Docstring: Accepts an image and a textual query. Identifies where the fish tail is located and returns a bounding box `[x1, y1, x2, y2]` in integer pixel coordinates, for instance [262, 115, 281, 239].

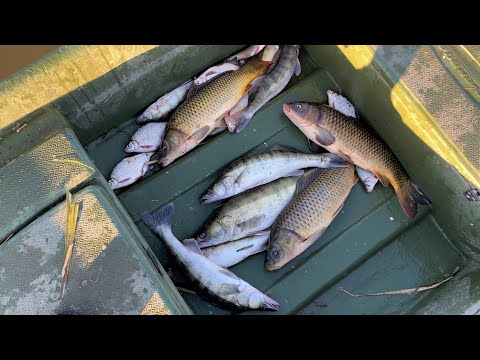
[396, 180, 432, 219]
[140, 203, 175, 235]
[321, 153, 350, 167]
[225, 111, 254, 133]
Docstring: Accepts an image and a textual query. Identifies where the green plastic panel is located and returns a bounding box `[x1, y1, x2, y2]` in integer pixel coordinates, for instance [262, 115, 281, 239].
[0, 185, 190, 315]
[0, 128, 95, 243]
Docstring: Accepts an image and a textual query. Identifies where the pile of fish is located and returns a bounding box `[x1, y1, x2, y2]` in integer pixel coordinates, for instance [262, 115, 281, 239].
[108, 45, 302, 190]
[107, 45, 433, 312]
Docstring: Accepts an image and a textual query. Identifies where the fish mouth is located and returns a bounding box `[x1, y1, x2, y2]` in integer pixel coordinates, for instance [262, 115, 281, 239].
[261, 296, 280, 311]
[265, 262, 282, 271]
[226, 120, 237, 133]
[200, 192, 216, 204]
[158, 158, 172, 167]
[282, 103, 291, 114]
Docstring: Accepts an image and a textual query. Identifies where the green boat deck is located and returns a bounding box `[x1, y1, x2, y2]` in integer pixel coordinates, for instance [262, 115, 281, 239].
[0, 45, 478, 314]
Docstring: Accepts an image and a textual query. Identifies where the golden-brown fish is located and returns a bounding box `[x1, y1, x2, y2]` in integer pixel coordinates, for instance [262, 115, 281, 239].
[283, 102, 431, 219]
[266, 166, 358, 270]
[157, 53, 272, 167]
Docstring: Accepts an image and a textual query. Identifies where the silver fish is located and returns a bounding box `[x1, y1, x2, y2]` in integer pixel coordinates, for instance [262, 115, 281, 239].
[194, 62, 240, 86]
[108, 152, 154, 190]
[326, 90, 378, 193]
[225, 45, 301, 133]
[141, 203, 279, 311]
[137, 80, 193, 123]
[125, 122, 167, 153]
[200, 144, 347, 204]
[201, 233, 269, 268]
[227, 45, 266, 61]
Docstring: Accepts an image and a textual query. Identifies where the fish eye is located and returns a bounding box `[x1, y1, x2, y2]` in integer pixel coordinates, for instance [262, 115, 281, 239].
[199, 233, 206, 239]
[272, 250, 279, 257]
[162, 145, 167, 151]
[296, 104, 302, 109]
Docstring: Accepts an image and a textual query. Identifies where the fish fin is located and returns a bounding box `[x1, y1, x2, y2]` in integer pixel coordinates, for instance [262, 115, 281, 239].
[332, 203, 344, 218]
[249, 229, 271, 236]
[294, 58, 302, 76]
[372, 172, 390, 187]
[219, 283, 241, 295]
[186, 71, 232, 100]
[250, 76, 265, 95]
[219, 268, 241, 281]
[208, 127, 226, 136]
[234, 170, 247, 186]
[303, 227, 327, 246]
[270, 144, 305, 153]
[267, 47, 282, 73]
[189, 126, 211, 143]
[396, 180, 432, 219]
[322, 153, 350, 167]
[236, 214, 267, 232]
[315, 128, 336, 146]
[119, 178, 131, 184]
[308, 140, 324, 154]
[183, 238, 204, 256]
[140, 203, 174, 234]
[294, 168, 325, 196]
[337, 150, 353, 163]
[286, 169, 304, 177]
[229, 93, 249, 116]
[241, 83, 253, 99]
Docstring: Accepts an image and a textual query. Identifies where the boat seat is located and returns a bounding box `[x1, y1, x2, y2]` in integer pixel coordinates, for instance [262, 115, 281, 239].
[0, 185, 190, 315]
[0, 128, 95, 244]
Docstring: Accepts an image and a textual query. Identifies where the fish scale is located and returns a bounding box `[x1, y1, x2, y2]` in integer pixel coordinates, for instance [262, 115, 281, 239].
[168, 59, 269, 135]
[274, 166, 357, 247]
[316, 105, 409, 189]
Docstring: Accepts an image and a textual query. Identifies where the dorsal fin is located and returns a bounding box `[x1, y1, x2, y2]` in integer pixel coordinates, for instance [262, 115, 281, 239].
[270, 144, 306, 153]
[308, 139, 324, 154]
[183, 238, 204, 256]
[186, 71, 233, 100]
[294, 168, 324, 196]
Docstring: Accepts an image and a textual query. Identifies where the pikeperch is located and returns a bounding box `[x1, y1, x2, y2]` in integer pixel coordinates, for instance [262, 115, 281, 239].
[125, 122, 166, 153]
[200, 144, 347, 204]
[197, 176, 299, 248]
[141, 203, 279, 311]
[137, 80, 192, 123]
[225, 45, 301, 133]
[157, 52, 272, 167]
[201, 232, 269, 268]
[326, 90, 378, 192]
[266, 166, 358, 270]
[283, 102, 432, 219]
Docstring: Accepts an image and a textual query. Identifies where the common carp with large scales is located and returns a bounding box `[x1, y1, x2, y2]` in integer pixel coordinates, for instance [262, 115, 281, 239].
[155, 50, 273, 167]
[141, 203, 279, 311]
[283, 102, 432, 219]
[266, 166, 358, 271]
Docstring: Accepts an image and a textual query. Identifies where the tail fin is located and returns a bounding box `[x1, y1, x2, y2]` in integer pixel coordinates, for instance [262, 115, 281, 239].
[140, 203, 175, 235]
[321, 153, 350, 167]
[396, 180, 432, 219]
